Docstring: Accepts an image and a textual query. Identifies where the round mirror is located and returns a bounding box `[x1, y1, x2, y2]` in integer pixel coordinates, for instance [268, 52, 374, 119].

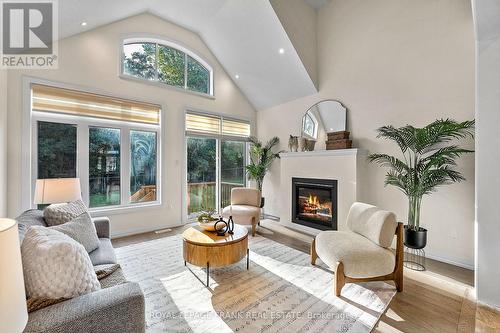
[301, 100, 347, 139]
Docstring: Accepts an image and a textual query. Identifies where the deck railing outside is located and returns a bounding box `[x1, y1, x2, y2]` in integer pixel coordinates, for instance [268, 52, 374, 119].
[187, 181, 244, 215]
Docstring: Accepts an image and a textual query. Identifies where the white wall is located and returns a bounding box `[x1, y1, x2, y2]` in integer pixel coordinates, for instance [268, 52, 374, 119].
[271, 0, 318, 87]
[257, 0, 475, 268]
[0, 70, 7, 217]
[6, 13, 256, 236]
[473, 0, 500, 310]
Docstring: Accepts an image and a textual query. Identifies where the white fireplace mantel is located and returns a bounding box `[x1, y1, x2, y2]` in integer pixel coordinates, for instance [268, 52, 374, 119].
[278, 148, 369, 235]
[279, 148, 368, 159]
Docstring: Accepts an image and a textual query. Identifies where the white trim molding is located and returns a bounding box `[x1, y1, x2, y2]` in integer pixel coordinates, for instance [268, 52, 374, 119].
[280, 148, 368, 159]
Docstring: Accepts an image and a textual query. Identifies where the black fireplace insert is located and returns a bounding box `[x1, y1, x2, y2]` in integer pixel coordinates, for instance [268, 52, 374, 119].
[292, 177, 337, 230]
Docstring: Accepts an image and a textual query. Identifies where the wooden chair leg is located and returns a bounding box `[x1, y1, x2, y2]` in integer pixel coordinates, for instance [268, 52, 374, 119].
[334, 262, 345, 297]
[310, 238, 317, 265]
[251, 217, 256, 237]
[394, 270, 403, 292]
[394, 222, 404, 292]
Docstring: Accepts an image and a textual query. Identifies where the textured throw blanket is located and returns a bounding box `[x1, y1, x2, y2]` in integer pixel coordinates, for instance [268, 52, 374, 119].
[27, 263, 121, 313]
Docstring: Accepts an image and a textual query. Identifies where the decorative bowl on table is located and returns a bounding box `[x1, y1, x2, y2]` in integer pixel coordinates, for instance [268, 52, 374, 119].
[198, 220, 226, 232]
[197, 212, 224, 232]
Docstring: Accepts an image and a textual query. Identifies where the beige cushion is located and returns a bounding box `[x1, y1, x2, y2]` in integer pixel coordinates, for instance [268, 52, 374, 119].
[222, 205, 260, 225]
[346, 202, 397, 248]
[315, 231, 395, 278]
[231, 188, 261, 207]
[43, 199, 88, 226]
[21, 226, 100, 299]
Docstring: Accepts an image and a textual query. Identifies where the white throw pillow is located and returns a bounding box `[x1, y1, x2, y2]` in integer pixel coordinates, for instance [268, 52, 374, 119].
[22, 226, 100, 299]
[50, 212, 100, 253]
[43, 199, 88, 226]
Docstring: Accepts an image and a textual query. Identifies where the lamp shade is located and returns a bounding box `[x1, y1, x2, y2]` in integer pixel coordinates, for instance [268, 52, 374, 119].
[34, 178, 82, 204]
[0, 219, 28, 333]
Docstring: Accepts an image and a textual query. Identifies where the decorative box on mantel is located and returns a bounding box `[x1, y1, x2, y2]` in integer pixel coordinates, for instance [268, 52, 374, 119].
[326, 131, 352, 150]
[278, 148, 369, 236]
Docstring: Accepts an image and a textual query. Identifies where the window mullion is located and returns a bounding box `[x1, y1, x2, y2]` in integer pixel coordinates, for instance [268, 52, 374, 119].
[121, 128, 131, 206]
[79, 124, 90, 207]
[31, 120, 39, 209]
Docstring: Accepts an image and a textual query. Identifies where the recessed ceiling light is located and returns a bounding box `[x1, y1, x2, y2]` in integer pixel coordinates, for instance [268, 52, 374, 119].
[235, 74, 240, 79]
[279, 48, 285, 54]
[81, 22, 87, 27]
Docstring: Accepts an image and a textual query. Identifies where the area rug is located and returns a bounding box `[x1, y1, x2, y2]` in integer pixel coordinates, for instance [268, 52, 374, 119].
[115, 234, 396, 333]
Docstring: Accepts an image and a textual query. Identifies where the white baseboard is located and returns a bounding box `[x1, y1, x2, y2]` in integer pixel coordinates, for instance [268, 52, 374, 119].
[110, 222, 184, 239]
[478, 300, 500, 312]
[414, 251, 474, 270]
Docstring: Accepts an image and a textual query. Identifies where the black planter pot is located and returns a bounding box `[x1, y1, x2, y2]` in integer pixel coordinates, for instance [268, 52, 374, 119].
[404, 225, 427, 249]
[260, 197, 265, 208]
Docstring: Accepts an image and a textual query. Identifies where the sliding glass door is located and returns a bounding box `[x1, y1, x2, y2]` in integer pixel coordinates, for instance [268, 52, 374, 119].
[186, 137, 246, 219]
[185, 112, 250, 220]
[187, 137, 217, 217]
[220, 140, 246, 208]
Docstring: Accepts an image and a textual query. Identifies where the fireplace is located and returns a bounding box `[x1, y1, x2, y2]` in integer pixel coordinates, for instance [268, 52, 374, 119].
[292, 177, 337, 230]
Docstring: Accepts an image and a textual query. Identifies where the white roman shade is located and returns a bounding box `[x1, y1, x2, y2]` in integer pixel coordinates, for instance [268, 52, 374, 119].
[185, 113, 221, 135]
[185, 112, 250, 137]
[32, 84, 161, 125]
[222, 118, 251, 137]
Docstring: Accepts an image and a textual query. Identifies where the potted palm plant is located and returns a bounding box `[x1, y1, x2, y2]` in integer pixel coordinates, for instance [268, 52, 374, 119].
[246, 136, 283, 208]
[369, 119, 474, 249]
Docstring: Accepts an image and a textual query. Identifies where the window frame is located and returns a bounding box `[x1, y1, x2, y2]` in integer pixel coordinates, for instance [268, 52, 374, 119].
[23, 78, 162, 214]
[302, 112, 319, 140]
[183, 110, 252, 222]
[120, 37, 214, 97]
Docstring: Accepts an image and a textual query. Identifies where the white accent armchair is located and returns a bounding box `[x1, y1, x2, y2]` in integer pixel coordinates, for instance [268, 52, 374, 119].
[311, 202, 403, 296]
[222, 188, 261, 236]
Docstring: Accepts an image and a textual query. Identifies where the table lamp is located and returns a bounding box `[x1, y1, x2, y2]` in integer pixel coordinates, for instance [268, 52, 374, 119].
[34, 178, 82, 204]
[0, 218, 28, 333]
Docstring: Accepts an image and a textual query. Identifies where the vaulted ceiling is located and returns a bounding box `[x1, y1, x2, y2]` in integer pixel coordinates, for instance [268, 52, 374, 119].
[473, 0, 500, 41]
[58, 0, 319, 110]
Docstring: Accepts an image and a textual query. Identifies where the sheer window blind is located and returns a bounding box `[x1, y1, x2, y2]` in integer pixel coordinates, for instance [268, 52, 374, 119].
[222, 118, 251, 137]
[32, 84, 161, 125]
[185, 112, 250, 137]
[185, 113, 221, 135]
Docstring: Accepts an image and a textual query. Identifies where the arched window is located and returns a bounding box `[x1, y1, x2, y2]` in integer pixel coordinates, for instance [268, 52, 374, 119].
[121, 38, 213, 95]
[302, 112, 318, 139]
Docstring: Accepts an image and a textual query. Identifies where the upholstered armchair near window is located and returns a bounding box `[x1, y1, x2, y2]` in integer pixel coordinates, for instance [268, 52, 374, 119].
[311, 202, 403, 296]
[222, 188, 261, 236]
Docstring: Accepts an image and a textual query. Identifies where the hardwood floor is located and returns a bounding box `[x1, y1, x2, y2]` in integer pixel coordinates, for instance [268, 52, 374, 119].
[112, 220, 500, 333]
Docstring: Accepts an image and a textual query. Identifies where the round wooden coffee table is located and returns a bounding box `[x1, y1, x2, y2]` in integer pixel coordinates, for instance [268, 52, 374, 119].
[182, 224, 249, 287]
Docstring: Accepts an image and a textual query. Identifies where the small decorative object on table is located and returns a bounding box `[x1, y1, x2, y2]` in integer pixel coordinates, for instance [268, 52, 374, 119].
[197, 211, 223, 232]
[213, 216, 229, 236]
[197, 211, 217, 224]
[227, 205, 235, 235]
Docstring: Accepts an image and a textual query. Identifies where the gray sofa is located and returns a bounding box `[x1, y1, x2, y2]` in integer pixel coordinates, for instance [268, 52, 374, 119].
[16, 210, 145, 333]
